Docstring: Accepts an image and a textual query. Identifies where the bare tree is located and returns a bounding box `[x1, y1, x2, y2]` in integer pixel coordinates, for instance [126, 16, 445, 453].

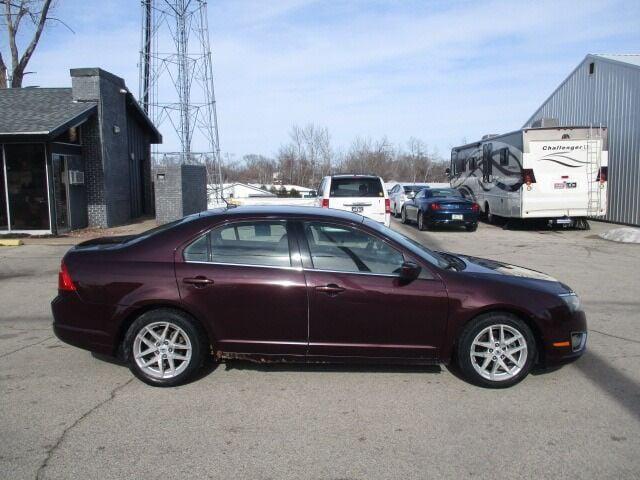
[1, 0, 59, 88]
[276, 124, 333, 187]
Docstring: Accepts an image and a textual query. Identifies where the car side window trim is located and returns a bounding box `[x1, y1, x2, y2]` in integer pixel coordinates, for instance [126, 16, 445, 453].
[182, 260, 303, 272]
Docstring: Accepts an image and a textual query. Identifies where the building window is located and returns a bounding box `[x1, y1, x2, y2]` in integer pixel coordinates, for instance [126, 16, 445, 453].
[589, 62, 595, 75]
[500, 149, 509, 166]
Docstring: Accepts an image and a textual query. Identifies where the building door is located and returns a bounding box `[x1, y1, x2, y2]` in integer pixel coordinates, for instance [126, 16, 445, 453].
[4, 144, 50, 231]
[0, 146, 7, 231]
[52, 154, 71, 233]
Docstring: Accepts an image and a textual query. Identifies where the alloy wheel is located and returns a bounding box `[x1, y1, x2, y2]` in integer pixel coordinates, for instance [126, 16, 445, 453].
[470, 324, 527, 381]
[133, 321, 193, 379]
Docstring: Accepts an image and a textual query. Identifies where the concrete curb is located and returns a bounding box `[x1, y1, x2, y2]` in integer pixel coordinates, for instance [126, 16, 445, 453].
[0, 239, 23, 246]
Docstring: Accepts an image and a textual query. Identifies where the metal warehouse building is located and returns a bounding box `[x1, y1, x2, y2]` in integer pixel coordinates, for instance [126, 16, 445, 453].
[524, 54, 640, 226]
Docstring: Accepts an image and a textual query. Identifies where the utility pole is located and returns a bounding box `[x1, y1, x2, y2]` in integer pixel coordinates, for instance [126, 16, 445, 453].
[138, 0, 223, 200]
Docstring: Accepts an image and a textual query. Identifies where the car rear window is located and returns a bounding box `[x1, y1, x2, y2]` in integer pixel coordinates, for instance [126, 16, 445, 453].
[403, 186, 423, 193]
[330, 178, 384, 198]
[429, 189, 461, 198]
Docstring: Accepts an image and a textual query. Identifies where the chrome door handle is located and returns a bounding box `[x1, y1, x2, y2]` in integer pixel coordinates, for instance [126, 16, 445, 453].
[183, 276, 214, 288]
[315, 284, 345, 295]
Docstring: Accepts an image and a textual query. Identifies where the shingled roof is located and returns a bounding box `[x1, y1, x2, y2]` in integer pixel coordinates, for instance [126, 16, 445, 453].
[0, 88, 97, 137]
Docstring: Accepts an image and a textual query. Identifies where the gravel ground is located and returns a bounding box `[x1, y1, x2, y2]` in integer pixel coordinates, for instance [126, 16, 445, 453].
[0, 218, 638, 480]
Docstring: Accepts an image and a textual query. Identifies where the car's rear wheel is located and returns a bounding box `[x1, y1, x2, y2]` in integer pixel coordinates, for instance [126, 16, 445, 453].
[457, 313, 536, 388]
[466, 223, 478, 232]
[417, 211, 428, 231]
[401, 206, 409, 224]
[124, 308, 207, 387]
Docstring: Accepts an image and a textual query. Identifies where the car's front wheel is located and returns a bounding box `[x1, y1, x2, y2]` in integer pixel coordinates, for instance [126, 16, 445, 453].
[457, 313, 536, 388]
[401, 206, 409, 224]
[124, 308, 207, 387]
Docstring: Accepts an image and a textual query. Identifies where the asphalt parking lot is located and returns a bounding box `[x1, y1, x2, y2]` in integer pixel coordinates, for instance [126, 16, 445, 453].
[1, 219, 639, 479]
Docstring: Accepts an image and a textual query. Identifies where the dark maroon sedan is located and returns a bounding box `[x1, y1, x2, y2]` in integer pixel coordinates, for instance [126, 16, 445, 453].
[52, 206, 586, 388]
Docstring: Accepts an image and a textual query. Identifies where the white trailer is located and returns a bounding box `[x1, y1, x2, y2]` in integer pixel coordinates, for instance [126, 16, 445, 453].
[449, 126, 608, 227]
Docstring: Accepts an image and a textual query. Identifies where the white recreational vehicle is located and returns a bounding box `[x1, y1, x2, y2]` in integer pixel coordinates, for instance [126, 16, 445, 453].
[449, 126, 608, 227]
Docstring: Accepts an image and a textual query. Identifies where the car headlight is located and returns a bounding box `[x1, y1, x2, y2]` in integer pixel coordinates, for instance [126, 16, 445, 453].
[559, 292, 581, 312]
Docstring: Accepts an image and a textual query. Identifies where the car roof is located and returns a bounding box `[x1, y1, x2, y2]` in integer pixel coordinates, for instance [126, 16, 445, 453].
[193, 205, 367, 223]
[329, 174, 381, 179]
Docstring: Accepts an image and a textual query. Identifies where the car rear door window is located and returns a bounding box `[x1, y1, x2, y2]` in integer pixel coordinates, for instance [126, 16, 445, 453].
[303, 222, 404, 275]
[329, 178, 384, 198]
[184, 221, 291, 267]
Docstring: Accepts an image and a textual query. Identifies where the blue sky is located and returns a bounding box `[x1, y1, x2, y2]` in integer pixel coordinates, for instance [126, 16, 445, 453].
[10, 0, 640, 161]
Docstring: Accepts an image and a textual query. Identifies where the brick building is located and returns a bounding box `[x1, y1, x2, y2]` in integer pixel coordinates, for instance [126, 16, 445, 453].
[0, 68, 161, 234]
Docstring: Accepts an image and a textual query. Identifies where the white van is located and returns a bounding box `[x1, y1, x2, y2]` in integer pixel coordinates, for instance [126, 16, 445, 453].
[316, 175, 391, 227]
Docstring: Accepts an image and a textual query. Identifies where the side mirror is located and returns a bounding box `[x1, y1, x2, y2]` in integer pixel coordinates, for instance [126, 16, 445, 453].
[399, 261, 421, 283]
[445, 167, 451, 174]
[406, 191, 415, 199]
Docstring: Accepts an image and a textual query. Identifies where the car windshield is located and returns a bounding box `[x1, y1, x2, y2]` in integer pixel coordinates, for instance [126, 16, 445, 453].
[403, 185, 425, 193]
[363, 218, 450, 269]
[330, 178, 384, 197]
[428, 188, 461, 198]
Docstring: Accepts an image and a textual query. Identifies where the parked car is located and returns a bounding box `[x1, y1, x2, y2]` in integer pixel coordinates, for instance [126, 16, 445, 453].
[388, 183, 429, 217]
[402, 187, 480, 231]
[52, 206, 586, 388]
[316, 174, 390, 227]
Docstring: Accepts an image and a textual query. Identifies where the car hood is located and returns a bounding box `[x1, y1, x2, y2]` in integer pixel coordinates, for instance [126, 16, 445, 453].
[448, 253, 572, 295]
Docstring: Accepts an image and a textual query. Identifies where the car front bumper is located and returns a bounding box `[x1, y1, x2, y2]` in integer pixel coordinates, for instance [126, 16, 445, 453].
[540, 309, 588, 366]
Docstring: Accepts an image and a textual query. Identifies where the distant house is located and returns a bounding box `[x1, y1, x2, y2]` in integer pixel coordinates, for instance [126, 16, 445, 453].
[0, 68, 161, 234]
[213, 183, 276, 200]
[253, 184, 317, 198]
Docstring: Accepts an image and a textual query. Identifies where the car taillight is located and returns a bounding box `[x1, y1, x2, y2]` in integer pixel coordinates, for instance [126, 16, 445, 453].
[597, 166, 608, 183]
[321, 198, 329, 208]
[430, 203, 442, 210]
[385, 198, 391, 214]
[471, 203, 480, 212]
[522, 168, 537, 186]
[58, 261, 76, 292]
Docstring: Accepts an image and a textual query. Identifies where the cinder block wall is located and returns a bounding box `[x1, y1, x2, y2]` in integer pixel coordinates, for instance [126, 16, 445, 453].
[181, 164, 207, 216]
[153, 164, 207, 224]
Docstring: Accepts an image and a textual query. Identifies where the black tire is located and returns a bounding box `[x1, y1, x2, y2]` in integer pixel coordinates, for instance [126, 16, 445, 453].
[456, 312, 536, 389]
[401, 206, 409, 224]
[484, 203, 494, 224]
[417, 211, 428, 231]
[124, 308, 208, 387]
[465, 223, 478, 232]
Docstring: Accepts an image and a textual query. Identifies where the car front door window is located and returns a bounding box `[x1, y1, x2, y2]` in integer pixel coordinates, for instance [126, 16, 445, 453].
[303, 222, 404, 275]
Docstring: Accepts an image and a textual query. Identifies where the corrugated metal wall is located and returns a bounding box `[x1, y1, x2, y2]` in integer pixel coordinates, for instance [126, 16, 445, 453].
[524, 56, 640, 226]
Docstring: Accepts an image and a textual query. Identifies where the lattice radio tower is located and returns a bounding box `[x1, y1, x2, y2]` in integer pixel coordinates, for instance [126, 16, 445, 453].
[139, 0, 223, 200]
